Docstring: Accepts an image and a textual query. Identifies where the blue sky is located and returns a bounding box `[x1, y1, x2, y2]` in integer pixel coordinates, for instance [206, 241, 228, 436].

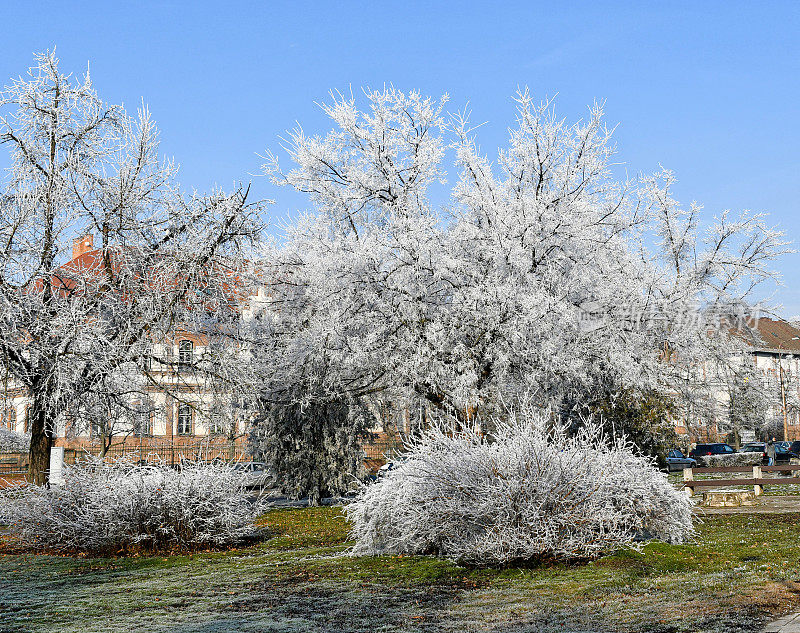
[3, 1, 799, 314]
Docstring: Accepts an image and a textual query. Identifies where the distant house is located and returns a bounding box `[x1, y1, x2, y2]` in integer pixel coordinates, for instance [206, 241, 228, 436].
[0, 235, 257, 461]
[674, 317, 800, 445]
[747, 317, 800, 439]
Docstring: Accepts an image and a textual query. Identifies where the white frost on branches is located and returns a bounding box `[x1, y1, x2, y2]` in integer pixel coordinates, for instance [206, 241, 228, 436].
[0, 427, 29, 452]
[0, 51, 265, 483]
[0, 458, 265, 553]
[346, 408, 694, 566]
[252, 87, 788, 430]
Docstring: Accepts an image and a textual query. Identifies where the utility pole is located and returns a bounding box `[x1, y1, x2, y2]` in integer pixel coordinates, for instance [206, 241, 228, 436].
[780, 362, 788, 442]
[777, 336, 799, 443]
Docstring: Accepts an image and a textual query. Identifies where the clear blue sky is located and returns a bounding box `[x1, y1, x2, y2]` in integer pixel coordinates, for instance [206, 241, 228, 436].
[3, 1, 799, 314]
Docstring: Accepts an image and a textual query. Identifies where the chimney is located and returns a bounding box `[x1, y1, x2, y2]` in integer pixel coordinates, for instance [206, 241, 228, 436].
[72, 234, 94, 260]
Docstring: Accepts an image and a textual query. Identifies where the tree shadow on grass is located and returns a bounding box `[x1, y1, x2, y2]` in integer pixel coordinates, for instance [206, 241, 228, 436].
[212, 575, 475, 632]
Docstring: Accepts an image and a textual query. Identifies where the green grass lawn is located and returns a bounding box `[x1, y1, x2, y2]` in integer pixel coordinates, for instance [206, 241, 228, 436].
[2, 508, 800, 633]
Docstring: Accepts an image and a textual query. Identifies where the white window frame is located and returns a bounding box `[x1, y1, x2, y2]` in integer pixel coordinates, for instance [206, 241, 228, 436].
[134, 407, 154, 437]
[178, 340, 193, 372]
[177, 403, 193, 435]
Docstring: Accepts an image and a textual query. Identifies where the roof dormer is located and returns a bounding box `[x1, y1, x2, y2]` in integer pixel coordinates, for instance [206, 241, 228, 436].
[72, 234, 94, 261]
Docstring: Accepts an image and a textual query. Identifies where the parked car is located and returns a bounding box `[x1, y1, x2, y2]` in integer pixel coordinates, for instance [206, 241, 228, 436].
[738, 442, 799, 465]
[775, 445, 800, 464]
[666, 449, 696, 472]
[232, 461, 276, 488]
[377, 459, 404, 477]
[689, 443, 736, 458]
[739, 442, 766, 454]
[739, 442, 767, 462]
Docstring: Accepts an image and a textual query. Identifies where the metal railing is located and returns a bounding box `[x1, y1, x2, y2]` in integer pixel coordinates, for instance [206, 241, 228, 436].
[363, 435, 406, 462]
[63, 441, 250, 467]
[1, 434, 404, 478]
[0, 452, 28, 475]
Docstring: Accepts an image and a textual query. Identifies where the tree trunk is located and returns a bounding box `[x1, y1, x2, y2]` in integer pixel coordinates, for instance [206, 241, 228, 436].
[308, 429, 323, 507]
[309, 484, 322, 507]
[27, 399, 53, 486]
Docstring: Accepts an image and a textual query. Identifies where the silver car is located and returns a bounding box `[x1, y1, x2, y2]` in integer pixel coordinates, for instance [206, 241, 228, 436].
[666, 449, 696, 472]
[232, 461, 277, 488]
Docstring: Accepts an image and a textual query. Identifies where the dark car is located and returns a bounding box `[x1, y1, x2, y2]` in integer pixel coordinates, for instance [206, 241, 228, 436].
[774, 445, 800, 464]
[666, 449, 696, 472]
[739, 442, 766, 454]
[689, 443, 736, 459]
[740, 442, 799, 465]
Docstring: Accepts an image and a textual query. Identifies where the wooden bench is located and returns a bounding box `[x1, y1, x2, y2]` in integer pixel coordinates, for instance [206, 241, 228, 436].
[683, 464, 800, 497]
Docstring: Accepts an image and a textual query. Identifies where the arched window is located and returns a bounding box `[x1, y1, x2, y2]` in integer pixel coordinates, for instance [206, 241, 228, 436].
[177, 403, 193, 435]
[178, 340, 193, 372]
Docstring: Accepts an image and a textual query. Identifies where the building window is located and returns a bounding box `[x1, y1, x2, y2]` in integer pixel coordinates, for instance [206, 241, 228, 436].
[209, 410, 226, 436]
[140, 345, 152, 372]
[178, 340, 193, 372]
[177, 404, 193, 435]
[23, 406, 30, 434]
[90, 419, 103, 439]
[134, 408, 154, 437]
[2, 408, 15, 431]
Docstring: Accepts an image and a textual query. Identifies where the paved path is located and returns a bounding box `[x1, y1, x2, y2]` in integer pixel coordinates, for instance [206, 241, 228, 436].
[764, 613, 800, 632]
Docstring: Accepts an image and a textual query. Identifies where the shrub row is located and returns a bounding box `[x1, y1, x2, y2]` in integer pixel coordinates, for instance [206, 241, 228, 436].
[0, 458, 264, 554]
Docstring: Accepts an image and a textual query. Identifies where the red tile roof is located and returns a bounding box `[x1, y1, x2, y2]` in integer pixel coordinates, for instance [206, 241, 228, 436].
[746, 317, 800, 353]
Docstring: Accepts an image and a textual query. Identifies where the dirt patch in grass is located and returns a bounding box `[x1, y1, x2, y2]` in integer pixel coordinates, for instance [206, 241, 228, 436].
[735, 580, 800, 613]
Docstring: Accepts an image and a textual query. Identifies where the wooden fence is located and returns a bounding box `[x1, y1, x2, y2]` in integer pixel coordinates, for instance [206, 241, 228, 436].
[683, 464, 800, 497]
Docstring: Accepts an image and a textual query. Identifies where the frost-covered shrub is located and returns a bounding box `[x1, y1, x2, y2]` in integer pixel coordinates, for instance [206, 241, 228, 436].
[346, 411, 694, 566]
[0, 458, 265, 554]
[0, 427, 29, 452]
[695, 452, 761, 468]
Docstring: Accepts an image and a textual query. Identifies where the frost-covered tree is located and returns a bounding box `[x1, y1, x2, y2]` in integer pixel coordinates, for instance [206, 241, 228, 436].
[576, 388, 678, 468]
[723, 356, 770, 446]
[68, 370, 150, 456]
[0, 52, 263, 483]
[251, 88, 786, 453]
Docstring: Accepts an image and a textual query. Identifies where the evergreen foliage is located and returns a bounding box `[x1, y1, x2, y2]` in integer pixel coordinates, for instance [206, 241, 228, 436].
[251, 392, 373, 505]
